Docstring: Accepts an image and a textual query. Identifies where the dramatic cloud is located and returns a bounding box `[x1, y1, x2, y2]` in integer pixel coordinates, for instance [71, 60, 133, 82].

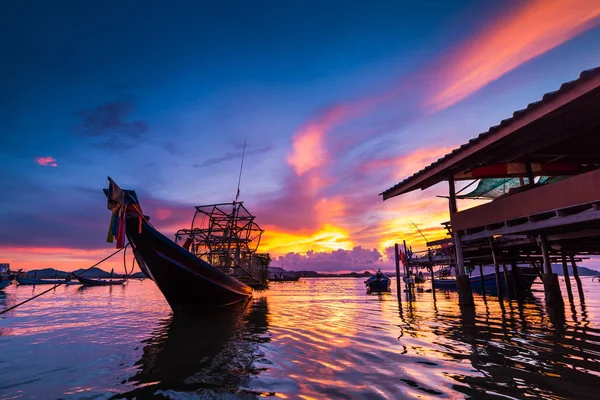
[275, 246, 386, 272]
[75, 99, 149, 148]
[427, 0, 600, 110]
[35, 156, 57, 167]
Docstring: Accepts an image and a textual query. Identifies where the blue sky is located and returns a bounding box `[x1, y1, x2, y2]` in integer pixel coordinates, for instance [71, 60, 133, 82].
[1, 0, 600, 271]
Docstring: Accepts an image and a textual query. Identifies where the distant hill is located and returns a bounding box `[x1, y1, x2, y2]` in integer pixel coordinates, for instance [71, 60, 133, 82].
[24, 267, 132, 279]
[22, 268, 70, 278]
[72, 267, 125, 278]
[551, 264, 599, 276]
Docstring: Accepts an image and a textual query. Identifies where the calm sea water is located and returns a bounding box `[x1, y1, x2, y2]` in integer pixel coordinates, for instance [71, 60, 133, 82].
[1, 277, 600, 399]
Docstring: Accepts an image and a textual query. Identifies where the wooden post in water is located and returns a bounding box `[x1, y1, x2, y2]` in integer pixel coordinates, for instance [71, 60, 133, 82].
[539, 235, 564, 311]
[449, 178, 472, 305]
[561, 253, 574, 305]
[510, 260, 520, 293]
[478, 264, 485, 294]
[394, 243, 402, 305]
[502, 264, 511, 296]
[428, 249, 435, 296]
[569, 254, 585, 303]
[403, 240, 411, 291]
[489, 240, 503, 297]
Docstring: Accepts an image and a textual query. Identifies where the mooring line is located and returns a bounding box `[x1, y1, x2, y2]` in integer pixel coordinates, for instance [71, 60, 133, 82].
[0, 246, 126, 316]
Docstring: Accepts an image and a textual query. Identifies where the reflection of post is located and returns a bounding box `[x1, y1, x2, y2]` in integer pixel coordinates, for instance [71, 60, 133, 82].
[569, 254, 585, 303]
[394, 243, 402, 306]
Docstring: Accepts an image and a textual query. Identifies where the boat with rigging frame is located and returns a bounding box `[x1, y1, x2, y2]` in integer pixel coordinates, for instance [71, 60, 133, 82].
[104, 178, 269, 311]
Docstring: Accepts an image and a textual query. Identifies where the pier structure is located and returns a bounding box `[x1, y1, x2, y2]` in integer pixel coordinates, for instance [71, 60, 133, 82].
[380, 67, 600, 311]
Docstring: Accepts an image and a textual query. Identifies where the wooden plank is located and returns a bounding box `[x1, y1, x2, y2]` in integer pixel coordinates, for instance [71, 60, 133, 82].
[459, 208, 600, 242]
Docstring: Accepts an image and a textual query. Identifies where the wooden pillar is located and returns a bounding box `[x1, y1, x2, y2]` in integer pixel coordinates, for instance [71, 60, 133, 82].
[490, 240, 503, 297]
[394, 243, 402, 305]
[403, 240, 411, 289]
[539, 235, 552, 274]
[449, 177, 472, 305]
[539, 235, 564, 313]
[569, 254, 585, 303]
[561, 253, 574, 304]
[449, 178, 466, 277]
[428, 249, 435, 296]
[502, 264, 511, 296]
[478, 264, 486, 294]
[510, 260, 522, 294]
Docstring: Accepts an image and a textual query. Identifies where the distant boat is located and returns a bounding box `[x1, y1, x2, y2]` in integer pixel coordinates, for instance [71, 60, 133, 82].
[74, 275, 126, 286]
[433, 266, 538, 292]
[102, 178, 268, 311]
[17, 276, 69, 285]
[269, 275, 300, 282]
[365, 270, 391, 293]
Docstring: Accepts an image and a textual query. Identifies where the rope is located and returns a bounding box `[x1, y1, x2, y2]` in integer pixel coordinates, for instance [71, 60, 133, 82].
[0, 246, 126, 316]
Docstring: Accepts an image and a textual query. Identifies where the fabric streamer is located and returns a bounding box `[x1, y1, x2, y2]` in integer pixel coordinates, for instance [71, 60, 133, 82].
[107, 213, 115, 243]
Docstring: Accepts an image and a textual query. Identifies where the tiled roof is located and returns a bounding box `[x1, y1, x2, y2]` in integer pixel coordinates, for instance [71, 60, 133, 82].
[380, 66, 600, 198]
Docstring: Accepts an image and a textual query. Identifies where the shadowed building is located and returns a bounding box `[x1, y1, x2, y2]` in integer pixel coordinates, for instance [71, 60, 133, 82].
[381, 66, 600, 311]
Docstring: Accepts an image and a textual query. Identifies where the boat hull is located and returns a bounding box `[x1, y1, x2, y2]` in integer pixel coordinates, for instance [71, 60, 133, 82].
[126, 219, 253, 311]
[365, 277, 391, 293]
[0, 275, 14, 290]
[434, 267, 538, 293]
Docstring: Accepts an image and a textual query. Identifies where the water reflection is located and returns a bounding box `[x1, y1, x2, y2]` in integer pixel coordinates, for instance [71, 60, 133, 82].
[1, 278, 600, 399]
[119, 297, 270, 398]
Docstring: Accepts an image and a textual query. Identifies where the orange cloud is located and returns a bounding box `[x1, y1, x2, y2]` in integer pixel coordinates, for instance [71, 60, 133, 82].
[260, 224, 353, 256]
[36, 156, 58, 167]
[428, 0, 600, 110]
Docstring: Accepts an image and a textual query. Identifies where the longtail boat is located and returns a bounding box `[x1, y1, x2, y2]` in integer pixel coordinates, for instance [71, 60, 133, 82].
[17, 276, 69, 285]
[74, 275, 126, 286]
[365, 270, 391, 293]
[104, 177, 268, 311]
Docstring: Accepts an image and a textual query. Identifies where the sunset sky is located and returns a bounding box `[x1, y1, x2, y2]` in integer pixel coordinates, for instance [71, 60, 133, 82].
[2, 0, 600, 273]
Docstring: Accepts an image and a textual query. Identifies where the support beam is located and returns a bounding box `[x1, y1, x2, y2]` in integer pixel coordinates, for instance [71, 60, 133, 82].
[502, 264, 512, 296]
[570, 254, 585, 303]
[510, 260, 520, 293]
[539, 235, 552, 274]
[478, 265, 486, 295]
[490, 240, 503, 297]
[539, 235, 564, 316]
[561, 252, 575, 305]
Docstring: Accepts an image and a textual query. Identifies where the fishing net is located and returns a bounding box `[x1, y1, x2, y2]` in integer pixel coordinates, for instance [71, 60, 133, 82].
[457, 176, 560, 199]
